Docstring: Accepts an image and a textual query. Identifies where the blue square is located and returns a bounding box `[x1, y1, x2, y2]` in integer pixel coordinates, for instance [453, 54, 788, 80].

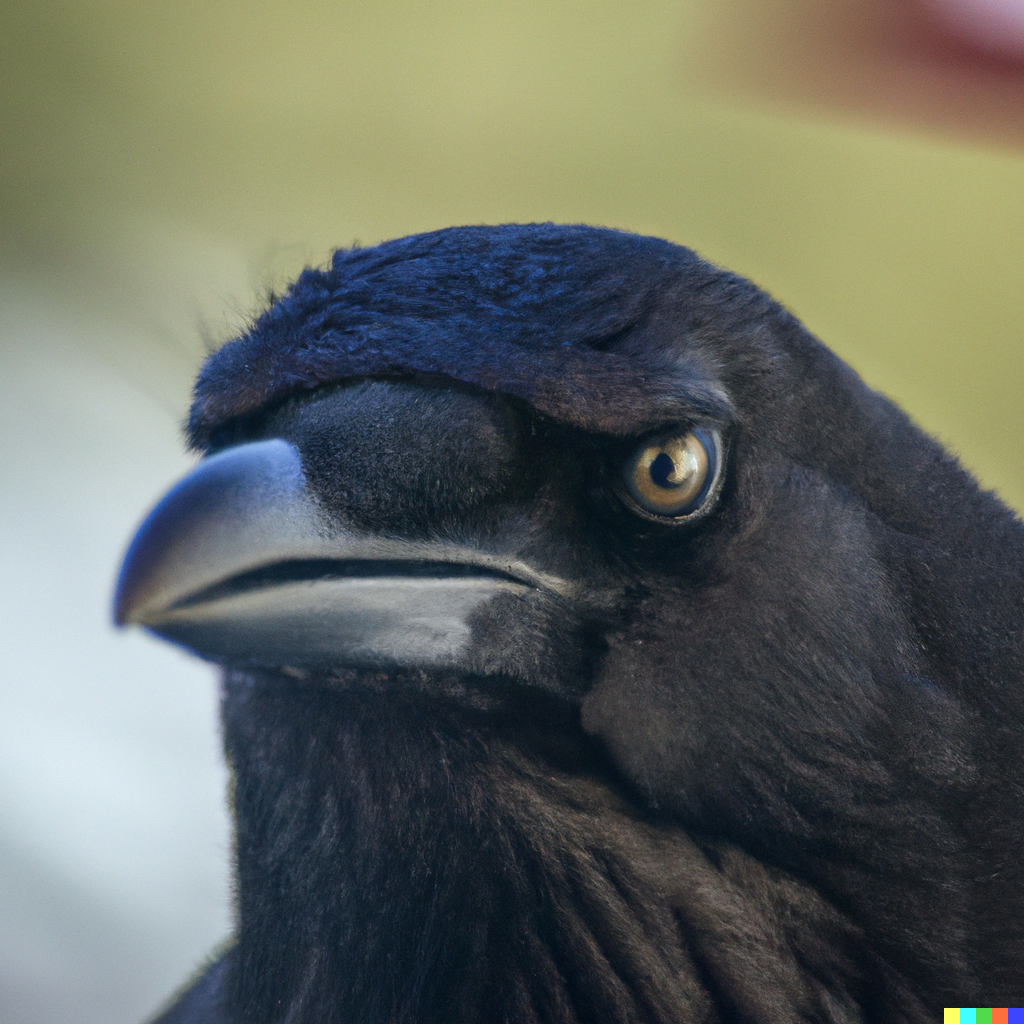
[1007, 1009, 1024, 1023]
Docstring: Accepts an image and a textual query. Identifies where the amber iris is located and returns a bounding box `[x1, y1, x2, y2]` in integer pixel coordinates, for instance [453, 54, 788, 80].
[624, 430, 711, 517]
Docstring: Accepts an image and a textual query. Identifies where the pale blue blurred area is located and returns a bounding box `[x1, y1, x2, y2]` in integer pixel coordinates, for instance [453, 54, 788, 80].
[0, 267, 235, 1022]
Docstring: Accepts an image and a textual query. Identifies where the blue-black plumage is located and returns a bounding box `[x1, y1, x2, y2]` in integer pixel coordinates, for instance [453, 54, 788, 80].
[119, 224, 1024, 1022]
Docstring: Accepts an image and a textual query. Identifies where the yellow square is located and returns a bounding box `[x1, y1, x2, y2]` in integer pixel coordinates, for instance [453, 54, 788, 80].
[944, 1011, 960, 1024]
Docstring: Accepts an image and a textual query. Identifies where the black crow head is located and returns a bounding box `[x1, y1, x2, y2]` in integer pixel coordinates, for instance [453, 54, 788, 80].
[116, 224, 1024, 1023]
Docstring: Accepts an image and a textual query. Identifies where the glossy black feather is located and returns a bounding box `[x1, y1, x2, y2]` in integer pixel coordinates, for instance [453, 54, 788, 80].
[147, 224, 1024, 1022]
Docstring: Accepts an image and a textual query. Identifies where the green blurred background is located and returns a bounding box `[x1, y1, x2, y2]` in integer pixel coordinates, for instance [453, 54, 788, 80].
[1, 1, 1022, 1021]
[4, 0, 1024, 497]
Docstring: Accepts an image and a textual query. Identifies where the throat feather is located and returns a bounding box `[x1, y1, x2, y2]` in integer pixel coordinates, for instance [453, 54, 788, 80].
[219, 673, 882, 1024]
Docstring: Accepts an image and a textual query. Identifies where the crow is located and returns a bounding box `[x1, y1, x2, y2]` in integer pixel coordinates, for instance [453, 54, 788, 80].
[115, 223, 1024, 1023]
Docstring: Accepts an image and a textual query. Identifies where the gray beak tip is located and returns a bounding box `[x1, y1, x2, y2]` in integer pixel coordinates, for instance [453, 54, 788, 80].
[112, 437, 311, 634]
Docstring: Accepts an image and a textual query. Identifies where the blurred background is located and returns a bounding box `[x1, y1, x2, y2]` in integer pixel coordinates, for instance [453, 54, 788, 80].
[1, 1, 1023, 1021]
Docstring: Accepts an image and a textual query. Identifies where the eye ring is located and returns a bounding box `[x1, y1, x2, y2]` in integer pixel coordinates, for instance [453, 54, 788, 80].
[619, 427, 724, 522]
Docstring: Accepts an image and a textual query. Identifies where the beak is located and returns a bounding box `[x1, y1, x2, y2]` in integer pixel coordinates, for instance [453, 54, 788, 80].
[114, 438, 536, 672]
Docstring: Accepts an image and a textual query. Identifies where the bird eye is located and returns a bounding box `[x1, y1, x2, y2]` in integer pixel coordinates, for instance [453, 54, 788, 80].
[621, 427, 722, 521]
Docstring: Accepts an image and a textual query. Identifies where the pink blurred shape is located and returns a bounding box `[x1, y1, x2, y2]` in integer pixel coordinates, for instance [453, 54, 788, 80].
[926, 0, 1024, 57]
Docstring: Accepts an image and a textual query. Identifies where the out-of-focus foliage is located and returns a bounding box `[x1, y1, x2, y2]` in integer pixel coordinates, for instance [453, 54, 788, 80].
[2, 0, 1023, 503]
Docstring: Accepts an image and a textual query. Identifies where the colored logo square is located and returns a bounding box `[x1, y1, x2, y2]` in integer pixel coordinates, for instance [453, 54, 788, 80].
[946, 1012, 1024, 1023]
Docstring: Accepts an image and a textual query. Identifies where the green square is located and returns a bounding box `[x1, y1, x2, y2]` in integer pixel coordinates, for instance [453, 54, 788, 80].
[977, 1010, 993, 1024]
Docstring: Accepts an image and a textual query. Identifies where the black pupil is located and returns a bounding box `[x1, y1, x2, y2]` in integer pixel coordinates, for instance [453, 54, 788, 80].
[649, 451, 677, 489]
